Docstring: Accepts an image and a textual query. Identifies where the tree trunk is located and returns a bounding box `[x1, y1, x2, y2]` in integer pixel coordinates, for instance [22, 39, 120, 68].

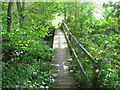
[16, 0, 25, 28]
[21, 2, 25, 23]
[7, 2, 13, 33]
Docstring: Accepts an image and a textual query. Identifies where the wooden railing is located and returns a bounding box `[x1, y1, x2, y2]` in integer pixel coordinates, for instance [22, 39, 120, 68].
[62, 21, 99, 88]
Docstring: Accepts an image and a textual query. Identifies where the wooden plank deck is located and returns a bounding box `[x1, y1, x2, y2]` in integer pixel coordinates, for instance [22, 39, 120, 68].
[51, 29, 78, 89]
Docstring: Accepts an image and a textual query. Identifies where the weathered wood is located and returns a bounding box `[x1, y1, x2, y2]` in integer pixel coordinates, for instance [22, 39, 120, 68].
[63, 21, 99, 87]
[63, 25, 92, 87]
[63, 22, 96, 64]
[51, 29, 77, 88]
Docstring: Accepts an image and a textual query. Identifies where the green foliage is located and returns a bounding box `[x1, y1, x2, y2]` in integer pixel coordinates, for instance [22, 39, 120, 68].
[2, 60, 54, 88]
[2, 25, 53, 62]
[2, 2, 57, 88]
[2, 1, 119, 89]
[59, 1, 119, 88]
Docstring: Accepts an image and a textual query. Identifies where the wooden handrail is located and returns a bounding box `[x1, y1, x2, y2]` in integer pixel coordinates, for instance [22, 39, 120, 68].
[62, 21, 99, 87]
[63, 25, 93, 87]
[63, 21, 96, 64]
[62, 21, 120, 88]
[63, 21, 120, 66]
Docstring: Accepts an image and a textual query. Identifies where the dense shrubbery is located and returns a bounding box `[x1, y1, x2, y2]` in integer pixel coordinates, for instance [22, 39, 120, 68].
[62, 1, 119, 88]
[2, 26, 54, 88]
[2, 2, 57, 88]
[2, 60, 54, 88]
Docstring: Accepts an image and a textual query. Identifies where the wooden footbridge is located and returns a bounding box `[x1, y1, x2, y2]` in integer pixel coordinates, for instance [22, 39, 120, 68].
[51, 21, 99, 89]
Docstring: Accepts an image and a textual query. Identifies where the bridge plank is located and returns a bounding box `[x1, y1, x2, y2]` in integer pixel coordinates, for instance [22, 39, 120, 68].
[51, 29, 78, 89]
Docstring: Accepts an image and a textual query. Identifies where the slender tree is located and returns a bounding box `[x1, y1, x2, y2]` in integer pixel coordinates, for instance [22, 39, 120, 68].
[7, 2, 13, 32]
[16, 0, 25, 28]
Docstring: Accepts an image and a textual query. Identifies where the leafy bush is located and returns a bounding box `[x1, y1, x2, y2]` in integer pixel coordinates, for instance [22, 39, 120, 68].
[63, 1, 119, 88]
[2, 59, 54, 88]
